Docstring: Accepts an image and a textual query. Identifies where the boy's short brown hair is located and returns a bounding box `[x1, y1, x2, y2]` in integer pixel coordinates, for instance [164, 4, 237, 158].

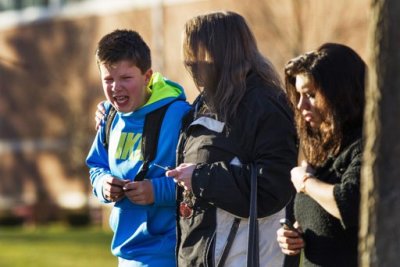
[96, 29, 151, 73]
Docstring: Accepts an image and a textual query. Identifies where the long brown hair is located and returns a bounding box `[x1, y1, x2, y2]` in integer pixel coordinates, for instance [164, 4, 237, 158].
[182, 11, 281, 122]
[285, 43, 366, 167]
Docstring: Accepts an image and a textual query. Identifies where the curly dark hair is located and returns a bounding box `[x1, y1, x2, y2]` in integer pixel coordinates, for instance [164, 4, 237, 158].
[284, 43, 366, 167]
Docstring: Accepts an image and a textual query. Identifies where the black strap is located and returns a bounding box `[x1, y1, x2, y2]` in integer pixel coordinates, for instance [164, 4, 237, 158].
[217, 217, 241, 267]
[102, 100, 178, 181]
[134, 102, 174, 181]
[216, 164, 259, 267]
[102, 106, 118, 150]
[247, 163, 259, 267]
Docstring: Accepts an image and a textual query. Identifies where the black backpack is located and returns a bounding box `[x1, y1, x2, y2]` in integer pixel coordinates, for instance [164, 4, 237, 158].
[102, 101, 178, 181]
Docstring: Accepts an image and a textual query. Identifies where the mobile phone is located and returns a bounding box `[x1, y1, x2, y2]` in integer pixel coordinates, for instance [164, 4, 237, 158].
[279, 218, 296, 231]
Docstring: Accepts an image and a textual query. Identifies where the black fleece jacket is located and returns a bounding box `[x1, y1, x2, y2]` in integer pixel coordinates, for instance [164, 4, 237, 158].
[295, 133, 363, 267]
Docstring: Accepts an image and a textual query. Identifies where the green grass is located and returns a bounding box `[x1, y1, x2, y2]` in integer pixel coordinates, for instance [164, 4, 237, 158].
[0, 225, 116, 267]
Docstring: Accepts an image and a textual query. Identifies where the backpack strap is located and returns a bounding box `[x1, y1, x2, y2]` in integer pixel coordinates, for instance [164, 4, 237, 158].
[134, 100, 178, 181]
[102, 105, 117, 150]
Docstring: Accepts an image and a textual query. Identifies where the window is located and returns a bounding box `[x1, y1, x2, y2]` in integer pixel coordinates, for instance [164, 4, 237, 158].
[0, 0, 86, 12]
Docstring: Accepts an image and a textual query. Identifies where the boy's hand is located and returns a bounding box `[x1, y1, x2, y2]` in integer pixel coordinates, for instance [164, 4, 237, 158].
[123, 180, 154, 205]
[95, 101, 106, 130]
[102, 176, 129, 202]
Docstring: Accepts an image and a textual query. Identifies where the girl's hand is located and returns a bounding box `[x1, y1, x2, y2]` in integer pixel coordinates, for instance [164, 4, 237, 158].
[276, 221, 305, 255]
[166, 163, 196, 191]
[95, 101, 106, 130]
[291, 160, 315, 192]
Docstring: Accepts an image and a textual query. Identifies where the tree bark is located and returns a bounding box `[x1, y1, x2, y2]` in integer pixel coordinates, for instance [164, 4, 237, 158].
[360, 0, 400, 266]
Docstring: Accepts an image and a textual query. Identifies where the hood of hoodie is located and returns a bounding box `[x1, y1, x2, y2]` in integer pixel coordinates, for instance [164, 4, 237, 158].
[126, 72, 186, 117]
[145, 72, 186, 106]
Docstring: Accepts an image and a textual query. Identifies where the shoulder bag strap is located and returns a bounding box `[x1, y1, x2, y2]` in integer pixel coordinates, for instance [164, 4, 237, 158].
[217, 163, 259, 267]
[216, 217, 241, 267]
[247, 163, 260, 267]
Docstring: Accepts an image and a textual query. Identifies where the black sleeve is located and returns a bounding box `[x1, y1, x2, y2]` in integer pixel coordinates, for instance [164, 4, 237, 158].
[191, 97, 298, 218]
[333, 141, 362, 228]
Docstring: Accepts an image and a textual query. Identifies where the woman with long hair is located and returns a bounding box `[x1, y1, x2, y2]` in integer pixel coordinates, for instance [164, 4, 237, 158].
[276, 43, 366, 267]
[166, 11, 298, 267]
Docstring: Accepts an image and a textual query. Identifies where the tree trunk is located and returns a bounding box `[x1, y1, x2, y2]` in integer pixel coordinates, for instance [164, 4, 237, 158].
[360, 0, 400, 266]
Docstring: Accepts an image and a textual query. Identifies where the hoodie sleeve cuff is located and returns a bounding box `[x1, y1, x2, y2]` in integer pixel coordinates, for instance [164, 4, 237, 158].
[93, 174, 111, 203]
[151, 176, 176, 206]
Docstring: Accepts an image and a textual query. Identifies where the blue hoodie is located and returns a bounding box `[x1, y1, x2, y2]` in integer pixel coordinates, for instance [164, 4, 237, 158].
[86, 72, 191, 266]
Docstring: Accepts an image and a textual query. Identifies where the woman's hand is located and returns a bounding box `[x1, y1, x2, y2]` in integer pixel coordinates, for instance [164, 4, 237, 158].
[166, 163, 196, 191]
[95, 101, 106, 130]
[276, 221, 304, 255]
[291, 160, 315, 193]
[291, 161, 342, 219]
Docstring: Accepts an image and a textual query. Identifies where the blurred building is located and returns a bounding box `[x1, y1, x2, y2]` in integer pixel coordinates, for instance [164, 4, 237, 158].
[0, 0, 369, 225]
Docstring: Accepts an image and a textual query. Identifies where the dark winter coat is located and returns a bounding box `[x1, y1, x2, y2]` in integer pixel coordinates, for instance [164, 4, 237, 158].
[175, 72, 298, 267]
